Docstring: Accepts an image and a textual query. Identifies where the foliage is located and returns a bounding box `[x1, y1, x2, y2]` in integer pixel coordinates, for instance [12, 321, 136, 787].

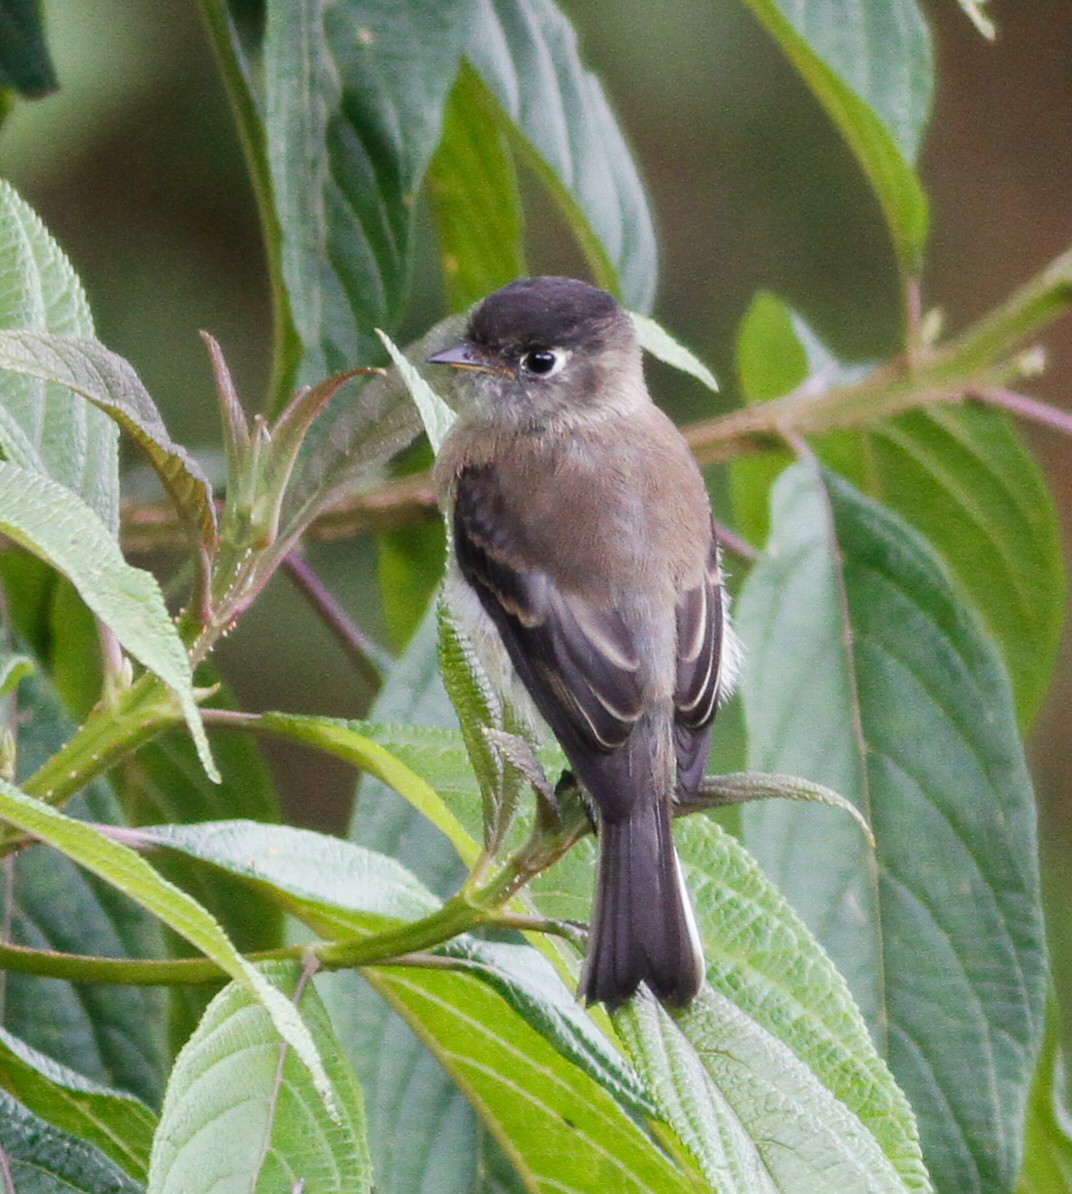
[0, 2, 1067, 1192]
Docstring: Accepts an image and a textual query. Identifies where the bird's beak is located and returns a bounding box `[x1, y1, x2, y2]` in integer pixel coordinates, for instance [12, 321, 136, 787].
[427, 342, 491, 371]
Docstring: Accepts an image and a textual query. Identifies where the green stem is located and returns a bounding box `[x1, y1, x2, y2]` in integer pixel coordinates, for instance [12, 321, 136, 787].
[197, 0, 301, 414]
[684, 242, 1072, 465]
[19, 673, 180, 809]
[0, 940, 290, 985]
[0, 877, 549, 986]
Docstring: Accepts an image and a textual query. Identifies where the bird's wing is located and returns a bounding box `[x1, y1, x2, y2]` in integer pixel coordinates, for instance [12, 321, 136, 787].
[452, 464, 645, 758]
[673, 531, 726, 793]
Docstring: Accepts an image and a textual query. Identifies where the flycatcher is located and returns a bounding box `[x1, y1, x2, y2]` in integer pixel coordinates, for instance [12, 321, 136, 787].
[429, 276, 737, 1007]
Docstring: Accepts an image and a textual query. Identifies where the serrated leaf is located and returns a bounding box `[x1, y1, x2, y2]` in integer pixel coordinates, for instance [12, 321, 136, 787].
[438, 596, 531, 853]
[148, 961, 372, 1194]
[0, 1087, 143, 1193]
[617, 992, 913, 1194]
[0, 1024, 156, 1182]
[0, 330, 216, 552]
[467, 0, 657, 310]
[740, 0, 932, 274]
[674, 813, 928, 1190]
[0, 178, 119, 533]
[736, 462, 1046, 1192]
[428, 61, 527, 312]
[0, 778, 334, 1117]
[441, 936, 654, 1118]
[0, 461, 217, 780]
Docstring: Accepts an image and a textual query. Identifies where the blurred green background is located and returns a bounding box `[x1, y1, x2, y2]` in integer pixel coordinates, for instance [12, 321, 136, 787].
[0, 0, 1068, 933]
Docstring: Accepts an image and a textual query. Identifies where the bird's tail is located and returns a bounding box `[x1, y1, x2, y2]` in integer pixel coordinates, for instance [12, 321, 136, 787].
[579, 798, 705, 1008]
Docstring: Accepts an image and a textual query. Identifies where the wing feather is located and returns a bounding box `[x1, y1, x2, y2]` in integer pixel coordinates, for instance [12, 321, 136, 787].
[453, 464, 643, 756]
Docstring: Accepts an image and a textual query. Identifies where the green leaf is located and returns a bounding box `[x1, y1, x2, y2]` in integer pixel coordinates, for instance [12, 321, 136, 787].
[739, 0, 932, 275]
[378, 328, 456, 453]
[428, 61, 527, 312]
[442, 937, 653, 1118]
[630, 312, 719, 395]
[0, 1087, 143, 1193]
[0, 650, 32, 698]
[128, 819, 439, 940]
[281, 315, 464, 536]
[674, 813, 927, 1190]
[618, 992, 915, 1194]
[259, 710, 478, 868]
[124, 818, 650, 1118]
[0, 330, 217, 552]
[0, 1024, 156, 1182]
[0, 0, 57, 96]
[322, 608, 481, 1188]
[467, 0, 658, 310]
[736, 462, 1046, 1191]
[0, 178, 119, 533]
[263, 0, 473, 385]
[0, 778, 335, 1117]
[319, 968, 508, 1194]
[1017, 1008, 1072, 1193]
[0, 461, 217, 781]
[856, 404, 1064, 728]
[3, 668, 167, 1107]
[732, 293, 1065, 727]
[437, 596, 528, 854]
[114, 676, 283, 1051]
[366, 962, 696, 1194]
[148, 961, 372, 1194]
[692, 771, 873, 842]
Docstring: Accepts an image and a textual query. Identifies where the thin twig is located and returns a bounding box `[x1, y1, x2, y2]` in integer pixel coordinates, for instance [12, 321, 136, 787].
[971, 387, 1072, 437]
[282, 551, 392, 682]
[713, 519, 757, 562]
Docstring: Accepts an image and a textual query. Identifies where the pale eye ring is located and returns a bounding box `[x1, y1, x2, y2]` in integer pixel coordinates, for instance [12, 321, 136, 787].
[519, 348, 566, 378]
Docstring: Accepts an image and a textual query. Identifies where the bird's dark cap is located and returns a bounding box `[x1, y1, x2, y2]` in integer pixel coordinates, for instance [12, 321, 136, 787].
[465, 276, 624, 356]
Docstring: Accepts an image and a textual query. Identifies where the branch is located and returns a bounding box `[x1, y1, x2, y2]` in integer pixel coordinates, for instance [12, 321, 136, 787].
[281, 551, 393, 682]
[117, 244, 1072, 555]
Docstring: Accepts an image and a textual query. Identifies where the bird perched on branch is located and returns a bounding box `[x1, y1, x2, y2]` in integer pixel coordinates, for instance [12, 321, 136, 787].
[430, 276, 738, 1007]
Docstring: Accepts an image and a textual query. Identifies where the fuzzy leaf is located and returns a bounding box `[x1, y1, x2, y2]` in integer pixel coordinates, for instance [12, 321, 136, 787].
[0, 1088, 143, 1193]
[0, 179, 118, 533]
[0, 461, 217, 781]
[0, 1024, 155, 1182]
[0, 330, 217, 552]
[0, 779, 335, 1118]
[148, 962, 372, 1194]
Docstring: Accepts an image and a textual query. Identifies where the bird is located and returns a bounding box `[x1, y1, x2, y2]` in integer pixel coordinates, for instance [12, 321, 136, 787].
[428, 275, 738, 1008]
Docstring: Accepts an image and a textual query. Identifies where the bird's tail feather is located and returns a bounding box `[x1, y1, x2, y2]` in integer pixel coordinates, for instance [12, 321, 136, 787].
[579, 798, 704, 1008]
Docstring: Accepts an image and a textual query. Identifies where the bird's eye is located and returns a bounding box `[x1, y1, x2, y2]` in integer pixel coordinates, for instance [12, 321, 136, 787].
[520, 349, 563, 377]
